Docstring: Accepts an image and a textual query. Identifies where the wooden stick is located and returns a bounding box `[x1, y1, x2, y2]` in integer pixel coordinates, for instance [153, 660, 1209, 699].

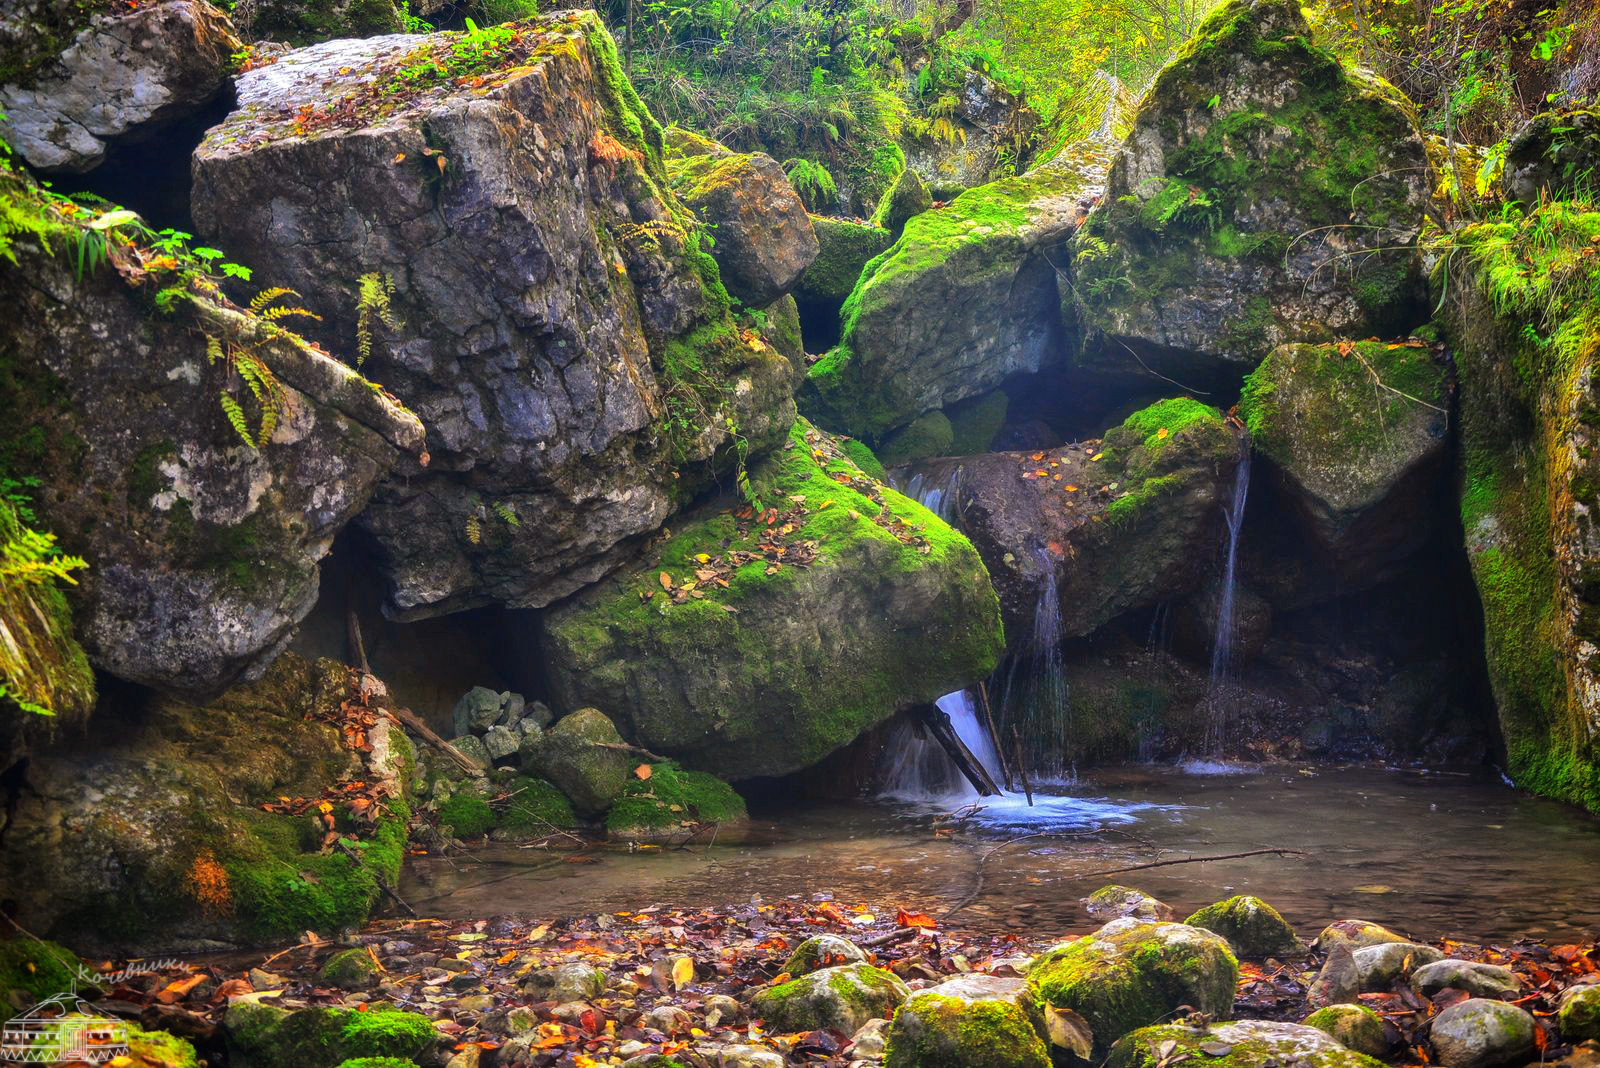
[346, 607, 370, 675]
[383, 706, 485, 775]
[593, 741, 670, 762]
[1070, 848, 1308, 881]
[919, 705, 1001, 796]
[1010, 725, 1034, 806]
[860, 927, 920, 949]
[977, 682, 1013, 790]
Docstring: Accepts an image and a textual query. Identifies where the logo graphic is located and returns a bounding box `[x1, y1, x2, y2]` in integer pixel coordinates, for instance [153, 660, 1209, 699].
[0, 952, 182, 1064]
[0, 993, 128, 1064]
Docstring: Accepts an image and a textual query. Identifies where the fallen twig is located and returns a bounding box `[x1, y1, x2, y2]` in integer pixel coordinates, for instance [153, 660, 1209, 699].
[335, 839, 418, 918]
[1069, 848, 1309, 881]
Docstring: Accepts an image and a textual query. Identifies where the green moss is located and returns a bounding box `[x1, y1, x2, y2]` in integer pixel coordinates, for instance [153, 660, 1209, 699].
[319, 948, 379, 988]
[945, 391, 1009, 456]
[1109, 1022, 1386, 1068]
[877, 410, 954, 467]
[125, 1023, 201, 1068]
[606, 762, 746, 834]
[336, 1060, 420, 1068]
[437, 795, 494, 838]
[1183, 896, 1301, 957]
[1559, 985, 1600, 1042]
[229, 1005, 436, 1068]
[797, 217, 895, 305]
[0, 938, 83, 1000]
[869, 167, 933, 235]
[496, 776, 578, 833]
[885, 992, 1050, 1068]
[841, 439, 887, 481]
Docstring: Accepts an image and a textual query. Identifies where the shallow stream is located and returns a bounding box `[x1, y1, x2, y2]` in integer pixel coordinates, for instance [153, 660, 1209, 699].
[401, 763, 1600, 943]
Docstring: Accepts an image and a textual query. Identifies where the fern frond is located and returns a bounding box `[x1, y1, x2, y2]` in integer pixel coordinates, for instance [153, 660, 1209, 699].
[219, 393, 256, 448]
[250, 286, 297, 312]
[465, 514, 482, 544]
[491, 500, 520, 527]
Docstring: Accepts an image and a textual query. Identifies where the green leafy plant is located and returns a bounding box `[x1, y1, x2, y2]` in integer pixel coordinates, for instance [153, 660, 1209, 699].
[356, 271, 402, 370]
[783, 157, 838, 210]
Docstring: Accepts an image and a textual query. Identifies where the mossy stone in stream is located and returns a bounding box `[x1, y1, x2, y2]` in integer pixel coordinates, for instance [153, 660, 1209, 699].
[946, 391, 1009, 456]
[224, 1003, 439, 1068]
[783, 934, 868, 974]
[1024, 919, 1238, 1057]
[1315, 919, 1410, 954]
[335, 1060, 419, 1068]
[319, 948, 380, 990]
[751, 962, 910, 1033]
[0, 938, 82, 1000]
[1184, 896, 1303, 958]
[885, 975, 1049, 1068]
[1109, 1020, 1387, 1068]
[1303, 1005, 1389, 1058]
[1559, 985, 1600, 1042]
[496, 776, 579, 836]
[877, 410, 954, 467]
[606, 762, 746, 837]
[437, 795, 495, 839]
[124, 1024, 202, 1068]
[530, 708, 633, 817]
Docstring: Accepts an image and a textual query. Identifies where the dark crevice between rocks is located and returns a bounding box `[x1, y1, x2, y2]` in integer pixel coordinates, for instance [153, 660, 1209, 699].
[44, 89, 237, 234]
[795, 293, 844, 354]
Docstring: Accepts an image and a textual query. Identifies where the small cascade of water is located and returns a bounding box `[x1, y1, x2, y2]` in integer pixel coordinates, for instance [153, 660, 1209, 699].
[1203, 442, 1252, 753]
[879, 691, 1006, 804]
[991, 547, 1071, 777]
[898, 468, 961, 521]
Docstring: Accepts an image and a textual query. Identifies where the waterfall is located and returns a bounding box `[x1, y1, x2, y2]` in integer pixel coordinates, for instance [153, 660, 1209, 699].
[994, 547, 1070, 777]
[1203, 441, 1251, 753]
[880, 691, 1006, 803]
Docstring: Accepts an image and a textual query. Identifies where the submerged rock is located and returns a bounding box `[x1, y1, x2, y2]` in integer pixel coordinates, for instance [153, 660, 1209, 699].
[0, 655, 415, 952]
[193, 13, 794, 621]
[910, 397, 1241, 642]
[1184, 895, 1303, 958]
[801, 139, 1113, 439]
[885, 975, 1049, 1068]
[541, 420, 1004, 779]
[750, 962, 909, 1034]
[1239, 341, 1450, 587]
[1303, 1004, 1390, 1058]
[1081, 885, 1175, 923]
[665, 135, 819, 306]
[1071, 0, 1429, 384]
[0, 0, 240, 173]
[1024, 919, 1238, 1057]
[0, 176, 423, 700]
[1429, 998, 1538, 1068]
[1109, 1020, 1386, 1068]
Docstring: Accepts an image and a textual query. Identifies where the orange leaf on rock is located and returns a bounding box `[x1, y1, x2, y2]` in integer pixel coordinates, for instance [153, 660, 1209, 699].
[896, 908, 937, 929]
[635, 764, 653, 780]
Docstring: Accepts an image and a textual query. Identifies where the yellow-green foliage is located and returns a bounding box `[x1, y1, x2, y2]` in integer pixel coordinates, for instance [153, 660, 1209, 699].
[356, 272, 401, 370]
[0, 495, 93, 719]
[606, 762, 746, 834]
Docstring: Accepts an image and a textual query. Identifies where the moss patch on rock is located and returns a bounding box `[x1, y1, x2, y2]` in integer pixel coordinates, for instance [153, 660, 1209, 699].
[0, 938, 83, 1000]
[496, 776, 579, 835]
[437, 796, 495, 838]
[1109, 1020, 1386, 1068]
[886, 986, 1050, 1068]
[877, 410, 955, 467]
[1184, 896, 1303, 958]
[751, 962, 909, 1033]
[796, 217, 895, 307]
[606, 762, 746, 836]
[225, 1003, 438, 1068]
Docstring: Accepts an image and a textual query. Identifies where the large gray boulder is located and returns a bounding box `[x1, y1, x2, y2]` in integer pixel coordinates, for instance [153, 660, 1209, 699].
[193, 13, 794, 622]
[1070, 0, 1430, 384]
[801, 139, 1113, 439]
[541, 420, 1004, 779]
[0, 0, 240, 173]
[665, 131, 819, 306]
[751, 963, 909, 1034]
[0, 177, 423, 700]
[1430, 999, 1537, 1068]
[530, 708, 632, 816]
[1239, 340, 1450, 587]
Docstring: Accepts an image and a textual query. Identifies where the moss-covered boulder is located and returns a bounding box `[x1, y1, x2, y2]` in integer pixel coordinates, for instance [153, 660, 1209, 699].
[947, 391, 1010, 456]
[1081, 886, 1174, 924]
[320, 948, 381, 990]
[0, 937, 84, 1000]
[870, 167, 933, 236]
[606, 762, 746, 838]
[437, 795, 495, 838]
[0, 494, 95, 769]
[530, 708, 632, 817]
[1502, 109, 1600, 206]
[885, 975, 1050, 1068]
[1315, 920, 1410, 954]
[224, 1002, 442, 1068]
[0, 655, 415, 952]
[541, 419, 1005, 779]
[783, 934, 867, 975]
[796, 217, 895, 310]
[0, 0, 240, 173]
[1109, 1020, 1386, 1068]
[1443, 203, 1600, 812]
[908, 397, 1241, 642]
[1303, 1005, 1389, 1058]
[1183, 896, 1303, 958]
[1025, 920, 1238, 1058]
[1560, 985, 1600, 1042]
[492, 776, 580, 839]
[233, 0, 404, 46]
[193, 13, 795, 623]
[125, 1023, 203, 1068]
[878, 410, 956, 468]
[1238, 340, 1450, 587]
[803, 141, 1113, 439]
[0, 168, 424, 702]
[1429, 999, 1537, 1068]
[1071, 0, 1429, 385]
[666, 135, 818, 306]
[751, 962, 909, 1034]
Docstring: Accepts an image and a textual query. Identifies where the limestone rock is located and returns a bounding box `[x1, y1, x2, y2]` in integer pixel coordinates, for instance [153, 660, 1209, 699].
[1430, 999, 1537, 1068]
[909, 397, 1241, 642]
[870, 167, 932, 236]
[783, 935, 867, 975]
[192, 13, 794, 622]
[0, 179, 423, 701]
[0, 654, 415, 952]
[0, 0, 240, 173]
[1316, 920, 1412, 955]
[531, 708, 632, 816]
[803, 140, 1113, 439]
[1183, 895, 1303, 958]
[1304, 1004, 1390, 1058]
[1239, 341, 1450, 588]
[541, 420, 1004, 779]
[750, 962, 910, 1034]
[1502, 109, 1600, 206]
[1071, 0, 1430, 384]
[666, 138, 819, 306]
[1412, 960, 1520, 1000]
[1080, 885, 1175, 923]
[1025, 919, 1238, 1057]
[1110, 1020, 1386, 1068]
[232, 0, 404, 45]
[885, 975, 1048, 1068]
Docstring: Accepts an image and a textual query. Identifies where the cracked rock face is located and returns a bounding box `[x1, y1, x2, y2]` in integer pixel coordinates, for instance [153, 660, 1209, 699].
[0, 0, 241, 173]
[192, 14, 794, 621]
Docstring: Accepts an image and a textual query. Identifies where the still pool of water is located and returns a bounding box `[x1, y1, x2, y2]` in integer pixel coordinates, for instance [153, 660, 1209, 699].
[401, 764, 1600, 943]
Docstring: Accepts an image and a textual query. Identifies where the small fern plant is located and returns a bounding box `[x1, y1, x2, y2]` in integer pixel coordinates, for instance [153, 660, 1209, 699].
[356, 271, 402, 369]
[207, 288, 320, 449]
[783, 158, 838, 211]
